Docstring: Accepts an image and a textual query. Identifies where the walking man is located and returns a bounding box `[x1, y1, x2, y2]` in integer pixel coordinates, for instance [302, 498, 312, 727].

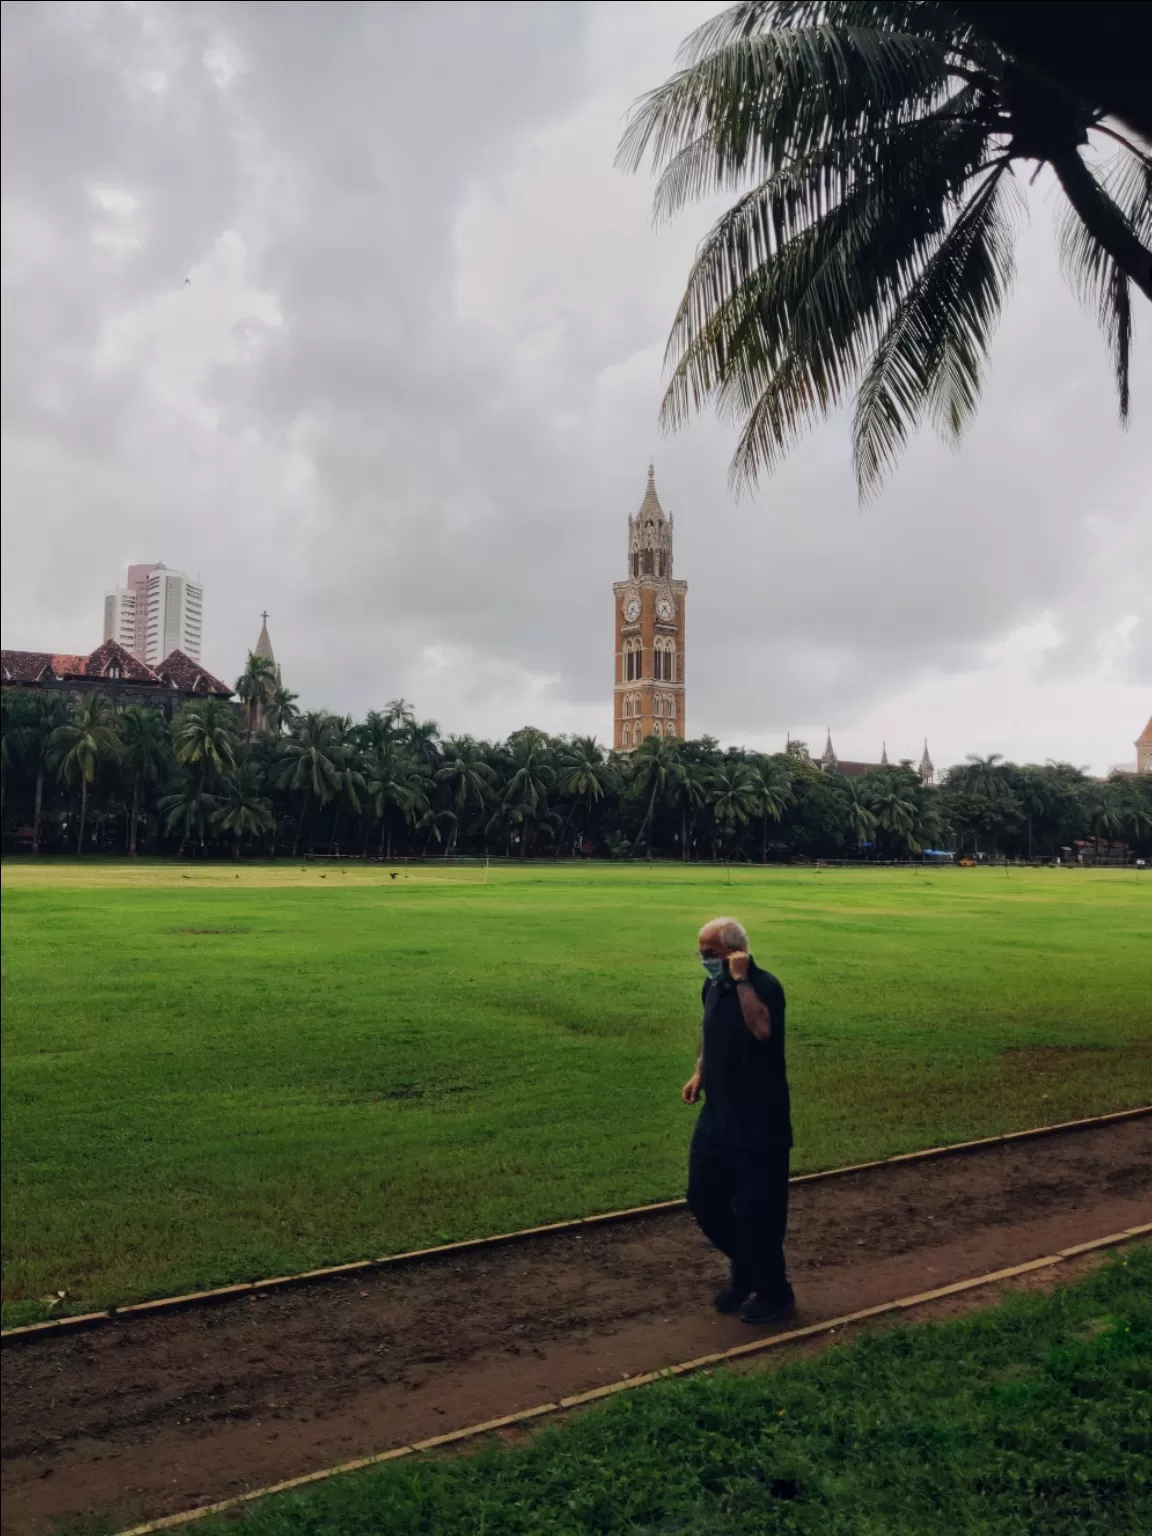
[683, 917, 795, 1325]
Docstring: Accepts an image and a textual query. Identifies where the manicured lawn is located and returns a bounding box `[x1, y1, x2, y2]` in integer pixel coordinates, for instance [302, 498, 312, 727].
[2, 861, 1149, 1324]
[195, 1245, 1152, 1536]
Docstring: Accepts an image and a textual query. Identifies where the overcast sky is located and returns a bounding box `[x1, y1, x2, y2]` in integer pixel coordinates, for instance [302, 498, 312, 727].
[2, 1, 1149, 775]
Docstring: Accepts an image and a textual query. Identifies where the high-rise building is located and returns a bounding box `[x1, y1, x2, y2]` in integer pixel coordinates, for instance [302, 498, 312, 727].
[104, 563, 203, 663]
[142, 567, 203, 664]
[612, 466, 687, 750]
[102, 588, 138, 651]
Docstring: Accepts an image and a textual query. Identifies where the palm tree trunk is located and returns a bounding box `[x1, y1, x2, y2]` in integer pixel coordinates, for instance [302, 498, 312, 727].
[555, 803, 577, 860]
[77, 778, 88, 855]
[33, 766, 44, 854]
[1050, 149, 1152, 303]
[636, 781, 659, 855]
[293, 795, 309, 857]
[129, 775, 141, 856]
[762, 809, 768, 864]
[328, 804, 341, 856]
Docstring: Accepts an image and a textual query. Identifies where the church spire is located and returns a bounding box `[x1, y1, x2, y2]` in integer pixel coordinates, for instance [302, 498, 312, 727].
[255, 610, 275, 665]
[253, 611, 282, 689]
[820, 729, 837, 767]
[880, 740, 889, 766]
[919, 738, 935, 785]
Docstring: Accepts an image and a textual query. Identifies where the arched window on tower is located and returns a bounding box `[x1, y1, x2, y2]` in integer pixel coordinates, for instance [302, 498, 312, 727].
[642, 549, 654, 575]
[631, 553, 639, 578]
[659, 552, 666, 576]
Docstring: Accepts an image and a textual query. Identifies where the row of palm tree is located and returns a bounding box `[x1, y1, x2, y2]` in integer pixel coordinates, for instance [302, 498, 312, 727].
[3, 684, 1149, 862]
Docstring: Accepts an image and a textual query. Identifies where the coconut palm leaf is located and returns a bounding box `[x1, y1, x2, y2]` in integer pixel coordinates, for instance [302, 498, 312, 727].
[620, 0, 1152, 496]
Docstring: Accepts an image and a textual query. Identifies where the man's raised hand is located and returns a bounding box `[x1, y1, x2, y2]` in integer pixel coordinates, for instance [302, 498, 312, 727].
[727, 950, 750, 981]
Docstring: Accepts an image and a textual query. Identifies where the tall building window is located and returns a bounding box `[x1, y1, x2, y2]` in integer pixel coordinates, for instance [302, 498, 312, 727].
[652, 640, 676, 681]
[659, 552, 667, 576]
[631, 553, 639, 577]
[642, 549, 654, 575]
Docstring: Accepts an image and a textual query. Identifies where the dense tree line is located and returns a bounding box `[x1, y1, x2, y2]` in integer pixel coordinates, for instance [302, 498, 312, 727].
[2, 660, 1149, 863]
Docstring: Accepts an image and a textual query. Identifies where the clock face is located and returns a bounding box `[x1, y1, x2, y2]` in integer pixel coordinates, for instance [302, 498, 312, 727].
[624, 597, 641, 623]
[656, 597, 675, 622]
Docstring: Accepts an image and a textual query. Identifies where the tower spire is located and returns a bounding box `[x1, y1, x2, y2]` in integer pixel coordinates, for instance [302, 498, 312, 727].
[919, 738, 935, 785]
[637, 463, 666, 522]
[255, 612, 275, 664]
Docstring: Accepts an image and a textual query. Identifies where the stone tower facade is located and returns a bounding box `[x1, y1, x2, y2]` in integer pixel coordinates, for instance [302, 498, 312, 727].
[612, 467, 687, 750]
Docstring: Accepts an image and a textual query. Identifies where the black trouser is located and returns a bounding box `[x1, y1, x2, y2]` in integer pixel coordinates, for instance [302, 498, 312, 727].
[687, 1140, 792, 1303]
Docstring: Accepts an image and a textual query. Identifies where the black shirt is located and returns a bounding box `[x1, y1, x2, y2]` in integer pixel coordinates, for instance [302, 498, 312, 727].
[694, 959, 792, 1150]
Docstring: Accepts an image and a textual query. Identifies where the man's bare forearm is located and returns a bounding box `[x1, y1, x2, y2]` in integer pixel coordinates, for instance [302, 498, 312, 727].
[735, 981, 771, 1041]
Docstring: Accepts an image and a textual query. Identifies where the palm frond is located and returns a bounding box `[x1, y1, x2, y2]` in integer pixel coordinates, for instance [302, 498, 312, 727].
[660, 110, 990, 484]
[682, 2, 958, 62]
[1057, 154, 1146, 420]
[618, 22, 953, 210]
[852, 164, 1020, 493]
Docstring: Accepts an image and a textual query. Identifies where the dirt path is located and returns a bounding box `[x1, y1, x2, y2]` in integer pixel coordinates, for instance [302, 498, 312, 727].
[3, 1116, 1150, 1535]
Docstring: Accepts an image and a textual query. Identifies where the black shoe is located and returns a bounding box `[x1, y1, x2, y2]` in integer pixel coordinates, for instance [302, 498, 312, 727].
[713, 1275, 753, 1314]
[739, 1292, 796, 1326]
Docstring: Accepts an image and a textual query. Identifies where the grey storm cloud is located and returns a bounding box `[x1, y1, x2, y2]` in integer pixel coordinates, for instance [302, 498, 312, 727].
[2, 0, 1149, 770]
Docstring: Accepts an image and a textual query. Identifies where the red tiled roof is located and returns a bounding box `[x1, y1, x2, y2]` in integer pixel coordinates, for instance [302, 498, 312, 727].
[828, 760, 885, 778]
[73, 639, 160, 682]
[1, 650, 55, 683]
[155, 650, 233, 697]
[3, 641, 161, 683]
[0, 640, 230, 696]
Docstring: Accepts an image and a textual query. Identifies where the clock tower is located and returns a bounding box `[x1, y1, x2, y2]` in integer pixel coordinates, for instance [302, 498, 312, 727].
[612, 466, 687, 750]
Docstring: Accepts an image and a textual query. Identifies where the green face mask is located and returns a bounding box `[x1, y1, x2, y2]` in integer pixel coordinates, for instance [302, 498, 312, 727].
[701, 957, 724, 980]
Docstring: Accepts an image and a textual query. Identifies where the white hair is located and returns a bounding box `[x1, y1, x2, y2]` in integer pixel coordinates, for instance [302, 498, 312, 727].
[700, 916, 748, 950]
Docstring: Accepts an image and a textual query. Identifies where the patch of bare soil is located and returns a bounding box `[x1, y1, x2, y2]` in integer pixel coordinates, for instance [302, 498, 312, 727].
[3, 1116, 1149, 1535]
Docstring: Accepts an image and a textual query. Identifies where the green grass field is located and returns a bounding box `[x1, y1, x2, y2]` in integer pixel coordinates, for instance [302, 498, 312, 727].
[2, 861, 1150, 1325]
[191, 1245, 1152, 1536]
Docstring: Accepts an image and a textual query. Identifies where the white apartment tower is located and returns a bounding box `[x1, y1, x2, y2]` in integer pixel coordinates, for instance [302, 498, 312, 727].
[103, 563, 204, 663]
[103, 588, 138, 651]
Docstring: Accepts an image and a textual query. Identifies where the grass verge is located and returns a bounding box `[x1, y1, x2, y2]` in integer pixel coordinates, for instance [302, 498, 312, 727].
[193, 1245, 1152, 1536]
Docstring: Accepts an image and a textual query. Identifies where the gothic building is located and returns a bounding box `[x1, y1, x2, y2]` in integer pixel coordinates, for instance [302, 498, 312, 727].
[817, 731, 936, 785]
[612, 467, 687, 750]
[0, 639, 231, 716]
